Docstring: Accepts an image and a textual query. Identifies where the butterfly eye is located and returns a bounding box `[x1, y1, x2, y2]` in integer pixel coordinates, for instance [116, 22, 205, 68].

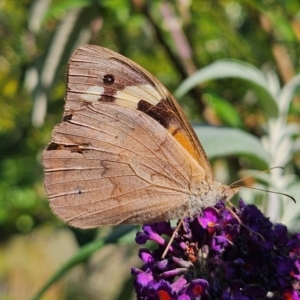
[103, 74, 115, 86]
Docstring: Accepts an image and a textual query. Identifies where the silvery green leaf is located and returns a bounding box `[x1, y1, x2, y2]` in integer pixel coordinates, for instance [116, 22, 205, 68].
[193, 126, 270, 165]
[175, 59, 279, 117]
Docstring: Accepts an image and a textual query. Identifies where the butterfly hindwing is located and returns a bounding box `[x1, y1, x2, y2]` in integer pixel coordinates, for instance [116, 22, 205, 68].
[43, 102, 206, 227]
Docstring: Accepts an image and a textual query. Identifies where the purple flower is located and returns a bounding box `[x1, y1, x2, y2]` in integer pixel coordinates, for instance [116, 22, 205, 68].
[132, 199, 300, 299]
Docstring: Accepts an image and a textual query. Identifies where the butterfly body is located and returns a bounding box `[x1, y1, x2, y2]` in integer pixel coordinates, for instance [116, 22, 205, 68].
[43, 45, 238, 228]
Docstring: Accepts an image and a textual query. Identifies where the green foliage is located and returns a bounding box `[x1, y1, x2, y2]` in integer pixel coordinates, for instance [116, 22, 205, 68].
[1, 0, 300, 299]
[175, 59, 280, 117]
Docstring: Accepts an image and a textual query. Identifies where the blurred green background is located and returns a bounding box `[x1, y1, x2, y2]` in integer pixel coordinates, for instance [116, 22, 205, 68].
[1, 0, 300, 299]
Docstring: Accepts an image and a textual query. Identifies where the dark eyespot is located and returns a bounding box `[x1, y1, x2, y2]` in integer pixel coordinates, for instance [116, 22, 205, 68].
[103, 74, 115, 86]
[63, 114, 73, 122]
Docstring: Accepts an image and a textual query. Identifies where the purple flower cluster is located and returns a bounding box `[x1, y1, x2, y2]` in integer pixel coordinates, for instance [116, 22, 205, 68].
[132, 200, 300, 300]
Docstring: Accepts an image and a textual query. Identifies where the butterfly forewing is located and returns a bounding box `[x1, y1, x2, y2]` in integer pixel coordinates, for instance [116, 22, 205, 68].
[65, 45, 213, 180]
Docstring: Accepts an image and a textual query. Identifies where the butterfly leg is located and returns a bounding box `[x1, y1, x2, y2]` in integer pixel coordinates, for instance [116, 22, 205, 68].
[162, 215, 187, 259]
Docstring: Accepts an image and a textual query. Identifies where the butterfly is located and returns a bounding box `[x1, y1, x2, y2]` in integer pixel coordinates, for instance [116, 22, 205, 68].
[43, 45, 239, 228]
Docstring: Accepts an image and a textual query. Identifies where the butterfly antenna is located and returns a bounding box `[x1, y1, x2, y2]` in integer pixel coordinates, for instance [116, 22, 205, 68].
[229, 166, 284, 187]
[229, 166, 296, 203]
[162, 217, 185, 259]
[230, 185, 296, 203]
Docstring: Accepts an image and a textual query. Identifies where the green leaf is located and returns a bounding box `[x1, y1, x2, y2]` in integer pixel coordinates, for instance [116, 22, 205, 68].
[193, 126, 270, 167]
[280, 180, 300, 230]
[278, 74, 300, 115]
[203, 93, 244, 128]
[175, 59, 279, 118]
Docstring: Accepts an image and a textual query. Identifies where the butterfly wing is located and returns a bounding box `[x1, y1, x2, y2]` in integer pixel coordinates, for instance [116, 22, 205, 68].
[43, 45, 217, 227]
[66, 45, 214, 182]
[43, 102, 206, 227]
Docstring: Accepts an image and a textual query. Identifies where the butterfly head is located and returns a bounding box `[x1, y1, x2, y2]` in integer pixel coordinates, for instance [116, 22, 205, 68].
[222, 184, 240, 202]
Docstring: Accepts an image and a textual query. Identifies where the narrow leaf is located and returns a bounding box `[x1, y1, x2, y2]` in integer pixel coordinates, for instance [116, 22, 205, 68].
[175, 60, 279, 118]
[194, 126, 270, 166]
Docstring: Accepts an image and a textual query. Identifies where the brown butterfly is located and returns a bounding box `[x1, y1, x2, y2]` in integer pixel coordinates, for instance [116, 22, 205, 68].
[43, 45, 239, 228]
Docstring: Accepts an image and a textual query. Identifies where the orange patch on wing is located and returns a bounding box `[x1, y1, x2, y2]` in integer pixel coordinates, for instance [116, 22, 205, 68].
[169, 125, 199, 162]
